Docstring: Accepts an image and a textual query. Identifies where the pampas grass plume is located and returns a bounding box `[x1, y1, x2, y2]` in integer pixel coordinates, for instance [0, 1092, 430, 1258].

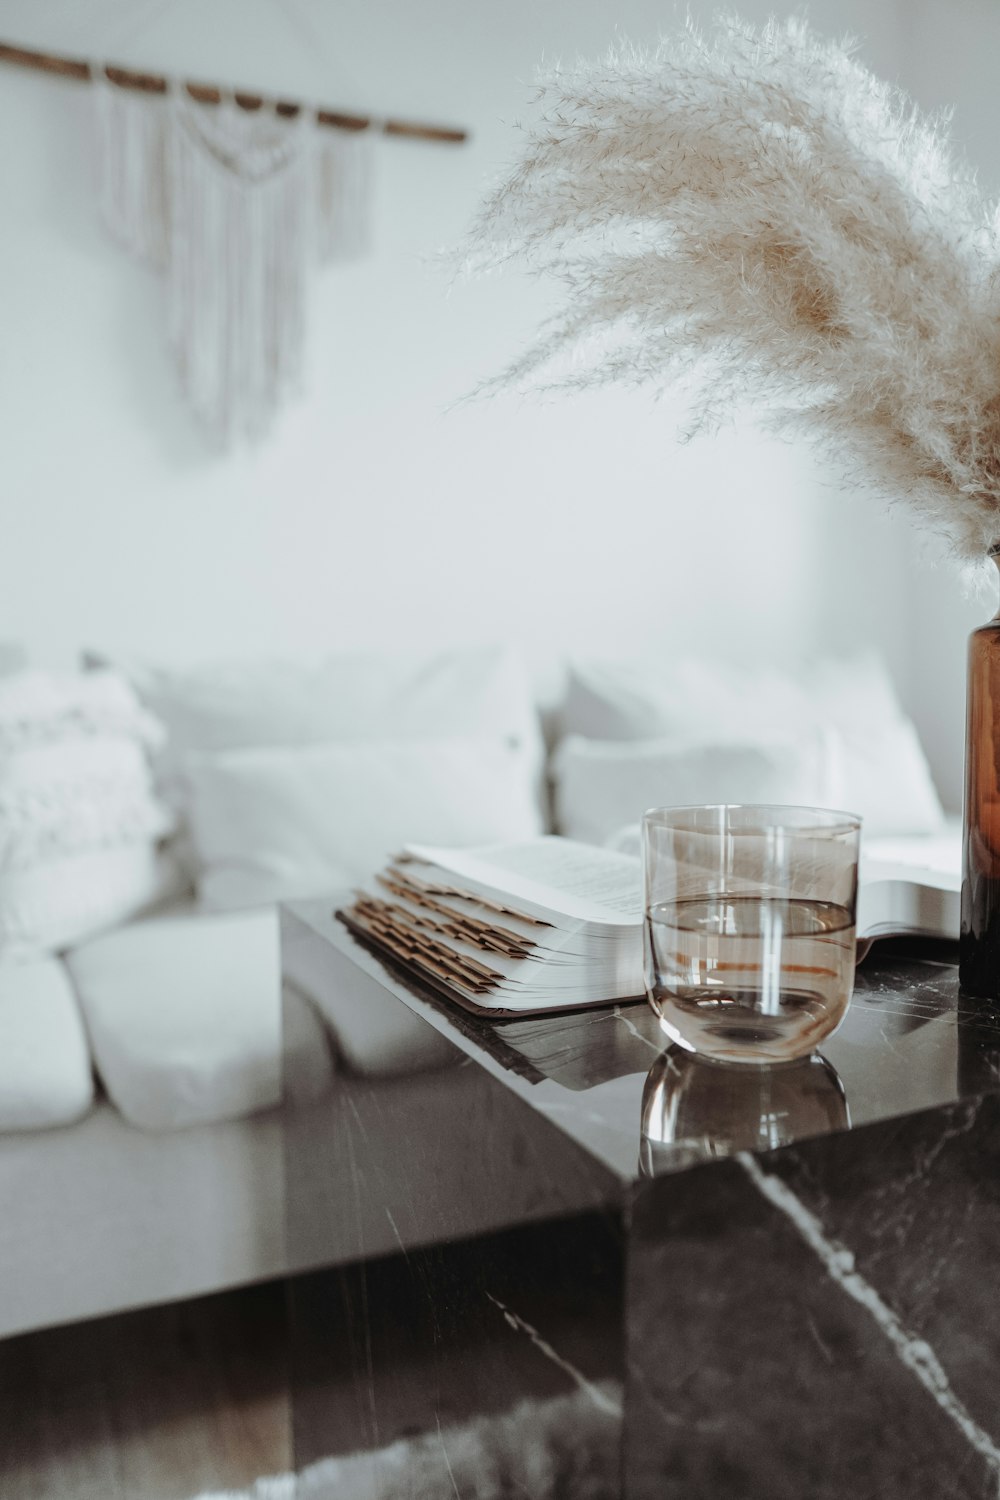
[463, 13, 1000, 560]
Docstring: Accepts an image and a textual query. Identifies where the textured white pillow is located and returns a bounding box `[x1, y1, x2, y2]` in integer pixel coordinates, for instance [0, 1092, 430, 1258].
[561, 653, 945, 838]
[0, 668, 164, 749]
[553, 733, 828, 846]
[181, 737, 545, 910]
[0, 845, 184, 958]
[0, 737, 174, 868]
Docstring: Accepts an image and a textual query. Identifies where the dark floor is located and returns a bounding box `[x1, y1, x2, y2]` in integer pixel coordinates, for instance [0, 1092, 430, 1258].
[291, 1213, 625, 1477]
[0, 1216, 625, 1500]
[0, 1281, 290, 1500]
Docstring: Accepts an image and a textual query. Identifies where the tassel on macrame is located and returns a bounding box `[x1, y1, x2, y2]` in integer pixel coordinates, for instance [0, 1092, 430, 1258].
[95, 74, 170, 268]
[94, 74, 374, 446]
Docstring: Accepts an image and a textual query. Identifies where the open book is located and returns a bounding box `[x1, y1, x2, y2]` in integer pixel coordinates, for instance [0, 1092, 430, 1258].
[338, 836, 960, 1018]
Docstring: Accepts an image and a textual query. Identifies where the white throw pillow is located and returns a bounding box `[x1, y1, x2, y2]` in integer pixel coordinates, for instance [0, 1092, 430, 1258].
[0, 956, 94, 1130]
[89, 643, 543, 768]
[821, 718, 945, 837]
[0, 845, 184, 958]
[88, 645, 548, 860]
[0, 669, 179, 957]
[181, 737, 545, 910]
[555, 725, 944, 845]
[563, 652, 905, 740]
[63, 907, 328, 1131]
[561, 653, 945, 838]
[553, 733, 828, 846]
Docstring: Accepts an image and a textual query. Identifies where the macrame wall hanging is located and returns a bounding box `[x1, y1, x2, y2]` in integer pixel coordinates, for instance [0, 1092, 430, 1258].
[0, 40, 467, 448]
[96, 74, 374, 443]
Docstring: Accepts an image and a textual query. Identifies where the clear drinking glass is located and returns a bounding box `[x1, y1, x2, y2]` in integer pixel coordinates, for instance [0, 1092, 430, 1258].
[643, 804, 861, 1065]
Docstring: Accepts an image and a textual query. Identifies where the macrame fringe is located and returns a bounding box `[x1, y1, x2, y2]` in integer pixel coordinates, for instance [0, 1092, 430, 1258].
[94, 77, 374, 446]
[167, 95, 309, 444]
[95, 73, 170, 267]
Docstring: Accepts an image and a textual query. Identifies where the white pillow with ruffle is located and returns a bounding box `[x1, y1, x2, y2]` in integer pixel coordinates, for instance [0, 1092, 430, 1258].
[0, 737, 174, 868]
[0, 668, 164, 750]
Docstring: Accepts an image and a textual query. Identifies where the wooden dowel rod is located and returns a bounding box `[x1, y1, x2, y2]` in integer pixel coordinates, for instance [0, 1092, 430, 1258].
[0, 40, 469, 144]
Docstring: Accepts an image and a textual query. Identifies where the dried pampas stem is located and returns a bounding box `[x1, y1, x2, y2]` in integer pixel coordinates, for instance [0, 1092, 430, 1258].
[463, 13, 1000, 559]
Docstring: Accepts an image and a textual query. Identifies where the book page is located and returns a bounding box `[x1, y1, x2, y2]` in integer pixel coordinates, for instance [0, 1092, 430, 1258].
[857, 862, 959, 942]
[403, 837, 643, 927]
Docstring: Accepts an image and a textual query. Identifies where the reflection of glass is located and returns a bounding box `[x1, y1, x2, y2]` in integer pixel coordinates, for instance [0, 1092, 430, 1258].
[642, 804, 861, 1064]
[639, 1048, 849, 1175]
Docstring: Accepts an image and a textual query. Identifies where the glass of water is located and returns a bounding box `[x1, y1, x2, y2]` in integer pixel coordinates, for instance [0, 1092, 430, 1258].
[643, 804, 861, 1065]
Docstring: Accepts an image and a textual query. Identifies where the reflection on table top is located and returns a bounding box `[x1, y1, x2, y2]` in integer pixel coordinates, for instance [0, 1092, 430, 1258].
[284, 901, 1000, 1184]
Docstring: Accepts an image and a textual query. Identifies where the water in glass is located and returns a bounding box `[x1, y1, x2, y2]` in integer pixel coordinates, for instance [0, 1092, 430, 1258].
[646, 894, 855, 1064]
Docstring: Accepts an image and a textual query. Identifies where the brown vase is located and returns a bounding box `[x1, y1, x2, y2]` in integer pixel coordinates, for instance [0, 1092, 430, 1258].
[961, 544, 1000, 998]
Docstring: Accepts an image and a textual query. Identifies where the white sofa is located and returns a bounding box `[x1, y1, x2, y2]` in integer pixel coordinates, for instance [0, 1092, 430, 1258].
[0, 646, 956, 1340]
[0, 644, 550, 1339]
[0, 903, 297, 1337]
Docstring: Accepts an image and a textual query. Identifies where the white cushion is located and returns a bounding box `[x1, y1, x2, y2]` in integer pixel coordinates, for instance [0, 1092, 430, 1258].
[0, 956, 94, 1130]
[0, 845, 184, 960]
[282, 903, 460, 1078]
[561, 654, 945, 838]
[91, 644, 547, 872]
[821, 717, 945, 838]
[181, 737, 545, 910]
[91, 642, 544, 773]
[0, 667, 177, 958]
[562, 652, 903, 741]
[553, 733, 827, 846]
[63, 906, 318, 1131]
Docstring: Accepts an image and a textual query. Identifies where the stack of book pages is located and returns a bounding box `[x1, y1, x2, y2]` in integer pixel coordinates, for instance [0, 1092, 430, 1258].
[338, 837, 646, 1016]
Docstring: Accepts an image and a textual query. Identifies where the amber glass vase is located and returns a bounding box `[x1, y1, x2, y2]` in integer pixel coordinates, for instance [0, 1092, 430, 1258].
[961, 546, 1000, 998]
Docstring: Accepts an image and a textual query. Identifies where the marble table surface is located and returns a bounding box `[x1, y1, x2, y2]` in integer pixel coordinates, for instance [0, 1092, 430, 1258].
[281, 901, 1000, 1500]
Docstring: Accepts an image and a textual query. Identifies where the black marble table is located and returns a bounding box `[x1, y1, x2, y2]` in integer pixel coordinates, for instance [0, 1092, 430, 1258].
[281, 900, 1000, 1499]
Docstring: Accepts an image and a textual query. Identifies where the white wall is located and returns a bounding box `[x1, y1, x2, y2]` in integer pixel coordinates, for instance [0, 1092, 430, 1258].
[0, 0, 989, 807]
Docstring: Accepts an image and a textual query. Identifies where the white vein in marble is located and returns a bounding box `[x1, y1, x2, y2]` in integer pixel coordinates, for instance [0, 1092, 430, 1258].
[485, 1292, 623, 1417]
[739, 1150, 1000, 1490]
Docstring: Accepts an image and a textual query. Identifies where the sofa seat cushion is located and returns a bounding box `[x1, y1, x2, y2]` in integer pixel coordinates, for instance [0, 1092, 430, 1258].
[0, 956, 94, 1130]
[64, 906, 328, 1131]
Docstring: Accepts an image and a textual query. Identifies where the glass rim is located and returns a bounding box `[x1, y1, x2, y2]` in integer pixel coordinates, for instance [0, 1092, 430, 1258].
[641, 802, 862, 835]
